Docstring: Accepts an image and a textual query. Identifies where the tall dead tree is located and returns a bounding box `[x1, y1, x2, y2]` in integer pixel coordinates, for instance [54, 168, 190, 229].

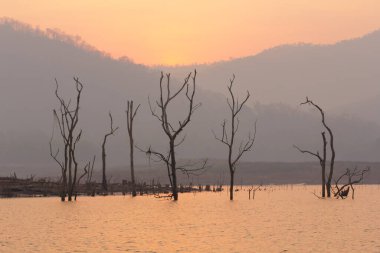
[141, 70, 206, 201]
[50, 77, 84, 201]
[213, 75, 256, 201]
[294, 132, 327, 197]
[101, 112, 119, 192]
[126, 100, 140, 197]
[301, 97, 336, 197]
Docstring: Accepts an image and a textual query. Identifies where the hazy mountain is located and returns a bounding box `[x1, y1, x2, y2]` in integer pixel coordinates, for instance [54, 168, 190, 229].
[164, 30, 380, 123]
[0, 19, 379, 179]
[335, 93, 380, 124]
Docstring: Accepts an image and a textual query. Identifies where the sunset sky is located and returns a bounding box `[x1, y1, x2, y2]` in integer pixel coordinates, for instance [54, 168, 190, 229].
[1, 0, 380, 65]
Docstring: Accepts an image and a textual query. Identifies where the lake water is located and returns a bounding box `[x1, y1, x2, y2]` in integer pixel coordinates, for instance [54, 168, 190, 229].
[1, 185, 379, 252]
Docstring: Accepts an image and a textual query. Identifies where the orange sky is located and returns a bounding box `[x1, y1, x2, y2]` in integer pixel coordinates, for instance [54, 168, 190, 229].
[1, 0, 380, 66]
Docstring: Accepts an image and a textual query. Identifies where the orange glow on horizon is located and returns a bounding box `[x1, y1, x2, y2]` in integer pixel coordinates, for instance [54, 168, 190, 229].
[1, 0, 380, 66]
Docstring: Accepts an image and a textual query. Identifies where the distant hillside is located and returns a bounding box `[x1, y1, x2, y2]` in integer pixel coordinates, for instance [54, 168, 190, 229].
[0, 19, 379, 178]
[335, 93, 380, 124]
[164, 30, 380, 123]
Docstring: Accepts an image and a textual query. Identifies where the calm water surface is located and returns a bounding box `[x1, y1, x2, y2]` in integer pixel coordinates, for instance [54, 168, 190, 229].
[1, 185, 380, 252]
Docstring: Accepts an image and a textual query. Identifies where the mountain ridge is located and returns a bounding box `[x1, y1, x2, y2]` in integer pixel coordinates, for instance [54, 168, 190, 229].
[0, 18, 379, 178]
[2, 17, 380, 68]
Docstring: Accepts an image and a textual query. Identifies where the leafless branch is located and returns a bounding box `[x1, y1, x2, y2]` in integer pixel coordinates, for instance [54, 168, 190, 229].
[51, 77, 84, 201]
[143, 70, 203, 200]
[293, 144, 322, 162]
[213, 74, 256, 200]
[333, 167, 370, 199]
[301, 96, 335, 197]
[101, 112, 119, 192]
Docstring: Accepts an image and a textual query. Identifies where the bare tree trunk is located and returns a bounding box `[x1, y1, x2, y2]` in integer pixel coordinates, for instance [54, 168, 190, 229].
[126, 100, 140, 197]
[170, 139, 178, 200]
[228, 97, 235, 201]
[229, 171, 234, 201]
[326, 131, 335, 197]
[62, 144, 68, 201]
[61, 172, 67, 201]
[68, 143, 73, 201]
[101, 113, 119, 193]
[321, 132, 327, 198]
[321, 163, 326, 197]
[102, 139, 107, 192]
[129, 134, 136, 196]
[70, 147, 80, 200]
[297, 97, 334, 198]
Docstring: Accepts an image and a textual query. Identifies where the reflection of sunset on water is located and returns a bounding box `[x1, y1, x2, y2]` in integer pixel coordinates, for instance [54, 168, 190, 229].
[1, 186, 379, 252]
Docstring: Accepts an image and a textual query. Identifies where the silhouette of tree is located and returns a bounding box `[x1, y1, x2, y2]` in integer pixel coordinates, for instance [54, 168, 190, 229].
[126, 100, 140, 197]
[299, 97, 336, 197]
[139, 70, 206, 201]
[213, 75, 256, 200]
[101, 112, 119, 192]
[49, 77, 86, 201]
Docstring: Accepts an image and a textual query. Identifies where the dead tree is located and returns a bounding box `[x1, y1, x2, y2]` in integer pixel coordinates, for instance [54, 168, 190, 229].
[101, 112, 119, 192]
[333, 167, 370, 199]
[85, 155, 96, 184]
[140, 70, 206, 201]
[80, 155, 96, 197]
[294, 132, 327, 197]
[301, 97, 336, 197]
[74, 156, 95, 200]
[213, 75, 256, 200]
[50, 77, 84, 201]
[126, 100, 140, 197]
[248, 184, 262, 200]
